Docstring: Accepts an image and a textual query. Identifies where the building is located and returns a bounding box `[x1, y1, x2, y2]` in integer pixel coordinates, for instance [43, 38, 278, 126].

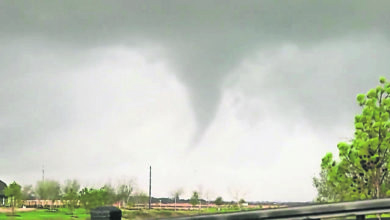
[0, 180, 7, 206]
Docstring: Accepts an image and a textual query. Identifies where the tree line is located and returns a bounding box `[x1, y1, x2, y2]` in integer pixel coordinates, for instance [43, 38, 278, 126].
[2, 179, 142, 216]
[2, 178, 248, 216]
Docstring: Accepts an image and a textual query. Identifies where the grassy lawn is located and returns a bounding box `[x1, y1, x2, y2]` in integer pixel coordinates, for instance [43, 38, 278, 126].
[0, 208, 90, 220]
[2, 207, 388, 219]
[0, 207, 247, 220]
[0, 207, 256, 220]
[0, 207, 317, 219]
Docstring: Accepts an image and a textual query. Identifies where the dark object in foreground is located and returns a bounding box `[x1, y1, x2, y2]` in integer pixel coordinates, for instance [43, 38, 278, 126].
[90, 206, 122, 220]
[162, 198, 390, 220]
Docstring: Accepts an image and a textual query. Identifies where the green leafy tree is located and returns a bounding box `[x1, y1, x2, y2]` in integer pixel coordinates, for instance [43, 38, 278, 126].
[214, 197, 223, 211]
[4, 181, 22, 216]
[62, 179, 80, 216]
[79, 188, 93, 210]
[313, 167, 343, 202]
[35, 180, 61, 210]
[319, 76, 390, 201]
[79, 186, 116, 210]
[101, 184, 117, 205]
[190, 191, 199, 208]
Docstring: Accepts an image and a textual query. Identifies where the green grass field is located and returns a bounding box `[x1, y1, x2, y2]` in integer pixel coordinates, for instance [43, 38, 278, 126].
[0, 208, 90, 220]
[3, 207, 386, 219]
[0, 207, 257, 219]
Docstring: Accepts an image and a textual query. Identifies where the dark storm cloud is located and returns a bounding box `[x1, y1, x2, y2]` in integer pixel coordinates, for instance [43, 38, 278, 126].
[230, 36, 390, 132]
[1, 1, 390, 142]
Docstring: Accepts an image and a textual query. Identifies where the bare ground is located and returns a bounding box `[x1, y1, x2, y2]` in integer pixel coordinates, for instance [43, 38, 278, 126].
[0, 208, 36, 213]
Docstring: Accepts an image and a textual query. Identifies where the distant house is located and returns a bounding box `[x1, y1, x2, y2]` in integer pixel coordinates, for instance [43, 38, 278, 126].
[0, 180, 7, 205]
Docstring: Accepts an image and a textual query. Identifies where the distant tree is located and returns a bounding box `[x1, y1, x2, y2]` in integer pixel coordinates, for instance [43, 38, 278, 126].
[229, 187, 247, 210]
[80, 187, 102, 210]
[46, 180, 61, 210]
[35, 181, 48, 204]
[190, 191, 199, 209]
[62, 179, 80, 216]
[171, 188, 183, 211]
[79, 188, 93, 210]
[203, 190, 213, 210]
[102, 184, 117, 205]
[79, 186, 117, 210]
[239, 198, 246, 210]
[197, 186, 204, 211]
[21, 185, 35, 200]
[139, 192, 149, 208]
[4, 181, 22, 216]
[35, 180, 61, 210]
[131, 192, 148, 208]
[116, 180, 134, 207]
[214, 197, 223, 211]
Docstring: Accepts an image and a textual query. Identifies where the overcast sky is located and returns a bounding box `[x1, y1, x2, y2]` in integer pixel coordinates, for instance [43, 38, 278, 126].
[1, 1, 390, 202]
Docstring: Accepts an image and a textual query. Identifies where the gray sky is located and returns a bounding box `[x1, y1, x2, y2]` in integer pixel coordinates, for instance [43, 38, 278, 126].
[1, 1, 390, 202]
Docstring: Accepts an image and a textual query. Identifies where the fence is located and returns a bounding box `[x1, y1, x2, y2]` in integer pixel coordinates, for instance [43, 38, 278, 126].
[161, 198, 390, 220]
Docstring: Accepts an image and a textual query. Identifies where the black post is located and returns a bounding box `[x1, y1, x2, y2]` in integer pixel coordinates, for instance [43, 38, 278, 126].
[356, 215, 365, 220]
[149, 166, 152, 210]
[90, 206, 121, 220]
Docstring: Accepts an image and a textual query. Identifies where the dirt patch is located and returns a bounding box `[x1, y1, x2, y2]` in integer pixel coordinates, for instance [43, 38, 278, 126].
[0, 208, 36, 213]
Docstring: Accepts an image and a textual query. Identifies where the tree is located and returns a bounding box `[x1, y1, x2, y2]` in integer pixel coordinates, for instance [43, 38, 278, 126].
[35, 181, 48, 205]
[21, 185, 35, 201]
[239, 198, 246, 210]
[79, 188, 93, 210]
[190, 191, 199, 209]
[35, 180, 61, 210]
[128, 191, 148, 208]
[79, 186, 117, 210]
[319, 76, 390, 202]
[313, 167, 343, 202]
[197, 186, 204, 211]
[214, 197, 223, 211]
[62, 179, 80, 216]
[4, 181, 22, 216]
[133, 192, 149, 208]
[228, 187, 247, 210]
[116, 181, 134, 208]
[171, 188, 183, 211]
[80, 187, 102, 210]
[101, 184, 117, 205]
[203, 189, 213, 210]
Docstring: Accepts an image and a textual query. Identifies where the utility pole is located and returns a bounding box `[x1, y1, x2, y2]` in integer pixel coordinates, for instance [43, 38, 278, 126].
[149, 166, 152, 210]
